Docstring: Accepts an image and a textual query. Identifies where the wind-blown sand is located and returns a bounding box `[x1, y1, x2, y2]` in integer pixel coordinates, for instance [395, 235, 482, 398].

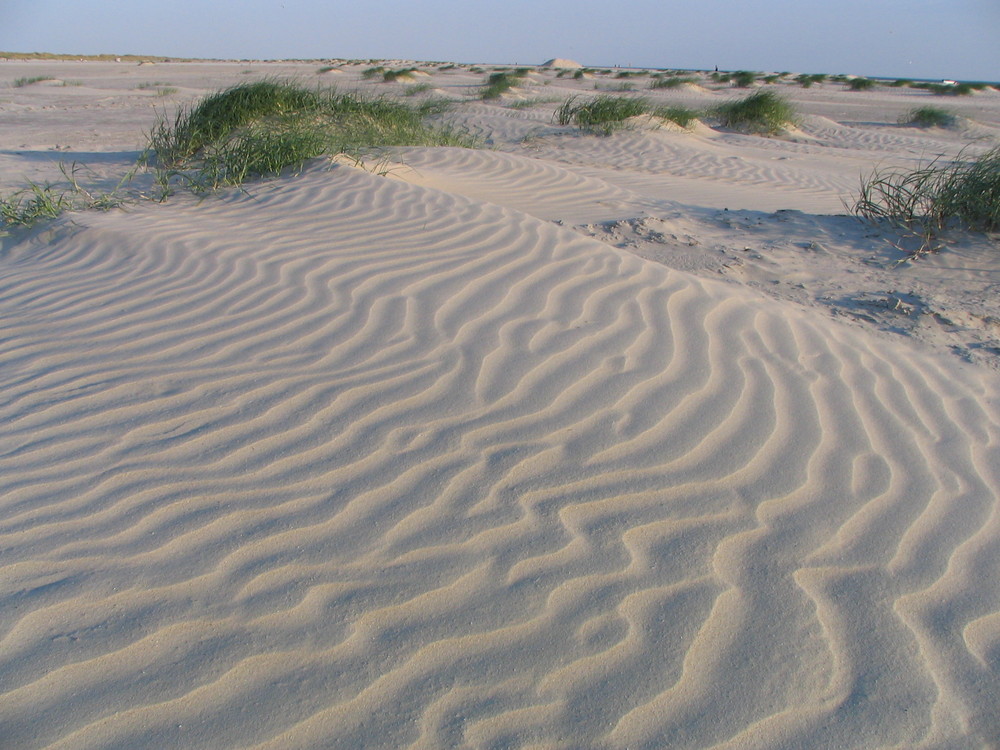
[2, 60, 1000, 749]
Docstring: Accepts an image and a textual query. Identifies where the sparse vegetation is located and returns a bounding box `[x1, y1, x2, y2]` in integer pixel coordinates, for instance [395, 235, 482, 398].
[712, 89, 796, 134]
[481, 70, 528, 100]
[145, 80, 475, 192]
[731, 71, 757, 87]
[650, 76, 696, 89]
[1, 163, 133, 230]
[653, 105, 701, 129]
[923, 82, 974, 96]
[13, 76, 56, 87]
[847, 78, 876, 91]
[555, 95, 650, 134]
[0, 182, 71, 227]
[402, 82, 434, 96]
[382, 67, 420, 83]
[900, 106, 957, 128]
[853, 146, 1000, 255]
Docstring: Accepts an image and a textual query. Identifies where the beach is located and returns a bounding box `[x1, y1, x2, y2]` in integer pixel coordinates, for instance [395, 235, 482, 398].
[2, 59, 999, 748]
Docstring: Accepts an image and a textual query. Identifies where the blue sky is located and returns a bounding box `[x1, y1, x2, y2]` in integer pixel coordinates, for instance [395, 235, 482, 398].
[2, 0, 997, 81]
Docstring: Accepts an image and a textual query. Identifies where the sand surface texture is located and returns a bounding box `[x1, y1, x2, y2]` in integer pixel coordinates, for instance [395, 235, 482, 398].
[2, 61, 1000, 748]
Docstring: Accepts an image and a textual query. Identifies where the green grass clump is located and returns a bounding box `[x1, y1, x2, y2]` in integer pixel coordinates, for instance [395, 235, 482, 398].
[731, 70, 757, 87]
[889, 78, 913, 87]
[555, 95, 650, 134]
[148, 80, 324, 167]
[480, 70, 528, 100]
[650, 76, 696, 89]
[0, 183, 71, 227]
[383, 67, 419, 83]
[653, 105, 701, 129]
[402, 82, 434, 96]
[13, 76, 55, 87]
[925, 82, 974, 96]
[361, 66, 386, 79]
[853, 146, 1000, 244]
[712, 89, 796, 134]
[796, 74, 815, 88]
[900, 106, 957, 128]
[847, 77, 876, 91]
[1, 163, 133, 230]
[146, 80, 474, 191]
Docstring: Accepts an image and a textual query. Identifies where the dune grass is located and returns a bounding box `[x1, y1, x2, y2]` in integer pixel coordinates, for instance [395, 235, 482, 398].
[383, 68, 420, 83]
[650, 76, 696, 89]
[653, 105, 701, 129]
[555, 95, 650, 134]
[480, 70, 528, 100]
[900, 106, 957, 128]
[556, 95, 700, 134]
[0, 183, 71, 227]
[145, 80, 474, 191]
[712, 89, 796, 134]
[402, 82, 434, 96]
[13, 76, 56, 87]
[1, 164, 134, 230]
[925, 83, 974, 96]
[731, 71, 757, 87]
[847, 78, 877, 91]
[853, 147, 1000, 254]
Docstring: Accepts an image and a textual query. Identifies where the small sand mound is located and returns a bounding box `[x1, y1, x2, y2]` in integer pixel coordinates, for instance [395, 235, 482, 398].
[541, 58, 582, 69]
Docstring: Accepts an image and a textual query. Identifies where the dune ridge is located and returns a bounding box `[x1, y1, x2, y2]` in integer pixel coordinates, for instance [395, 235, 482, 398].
[2, 157, 999, 748]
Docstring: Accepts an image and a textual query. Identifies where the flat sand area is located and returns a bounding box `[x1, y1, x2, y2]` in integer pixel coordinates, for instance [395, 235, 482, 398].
[2, 60, 1000, 748]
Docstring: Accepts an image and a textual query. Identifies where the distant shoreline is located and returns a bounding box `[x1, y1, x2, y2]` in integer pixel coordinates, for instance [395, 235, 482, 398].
[1, 52, 996, 85]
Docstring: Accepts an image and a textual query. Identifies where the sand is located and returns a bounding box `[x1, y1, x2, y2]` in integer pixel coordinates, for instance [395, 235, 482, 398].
[2, 60, 1000, 749]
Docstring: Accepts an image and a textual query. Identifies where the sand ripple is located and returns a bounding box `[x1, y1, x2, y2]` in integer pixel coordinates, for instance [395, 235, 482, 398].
[2, 162, 999, 748]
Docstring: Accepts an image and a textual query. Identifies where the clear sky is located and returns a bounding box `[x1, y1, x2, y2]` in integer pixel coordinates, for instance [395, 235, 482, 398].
[2, 0, 997, 81]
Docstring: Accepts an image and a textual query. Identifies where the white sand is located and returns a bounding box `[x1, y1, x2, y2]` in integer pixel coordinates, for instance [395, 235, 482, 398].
[2, 60, 1000, 748]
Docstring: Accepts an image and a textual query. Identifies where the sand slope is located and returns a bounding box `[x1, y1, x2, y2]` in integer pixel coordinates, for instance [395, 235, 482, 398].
[2, 157, 1000, 748]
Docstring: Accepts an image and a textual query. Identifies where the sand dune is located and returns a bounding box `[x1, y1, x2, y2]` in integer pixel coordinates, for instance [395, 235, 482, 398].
[2, 61, 1000, 748]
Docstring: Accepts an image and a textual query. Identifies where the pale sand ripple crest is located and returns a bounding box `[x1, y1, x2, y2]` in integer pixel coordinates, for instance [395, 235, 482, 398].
[1, 163, 999, 749]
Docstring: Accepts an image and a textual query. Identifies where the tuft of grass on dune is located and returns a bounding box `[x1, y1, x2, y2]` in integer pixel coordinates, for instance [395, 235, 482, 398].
[796, 73, 827, 88]
[922, 82, 975, 96]
[382, 67, 420, 83]
[480, 70, 529, 100]
[555, 95, 651, 135]
[712, 89, 797, 134]
[853, 146, 1000, 257]
[145, 80, 475, 192]
[1, 163, 133, 230]
[653, 105, 701, 129]
[900, 106, 957, 128]
[555, 95, 701, 134]
[0, 182, 72, 227]
[846, 77, 877, 91]
[650, 75, 696, 89]
[13, 76, 56, 87]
